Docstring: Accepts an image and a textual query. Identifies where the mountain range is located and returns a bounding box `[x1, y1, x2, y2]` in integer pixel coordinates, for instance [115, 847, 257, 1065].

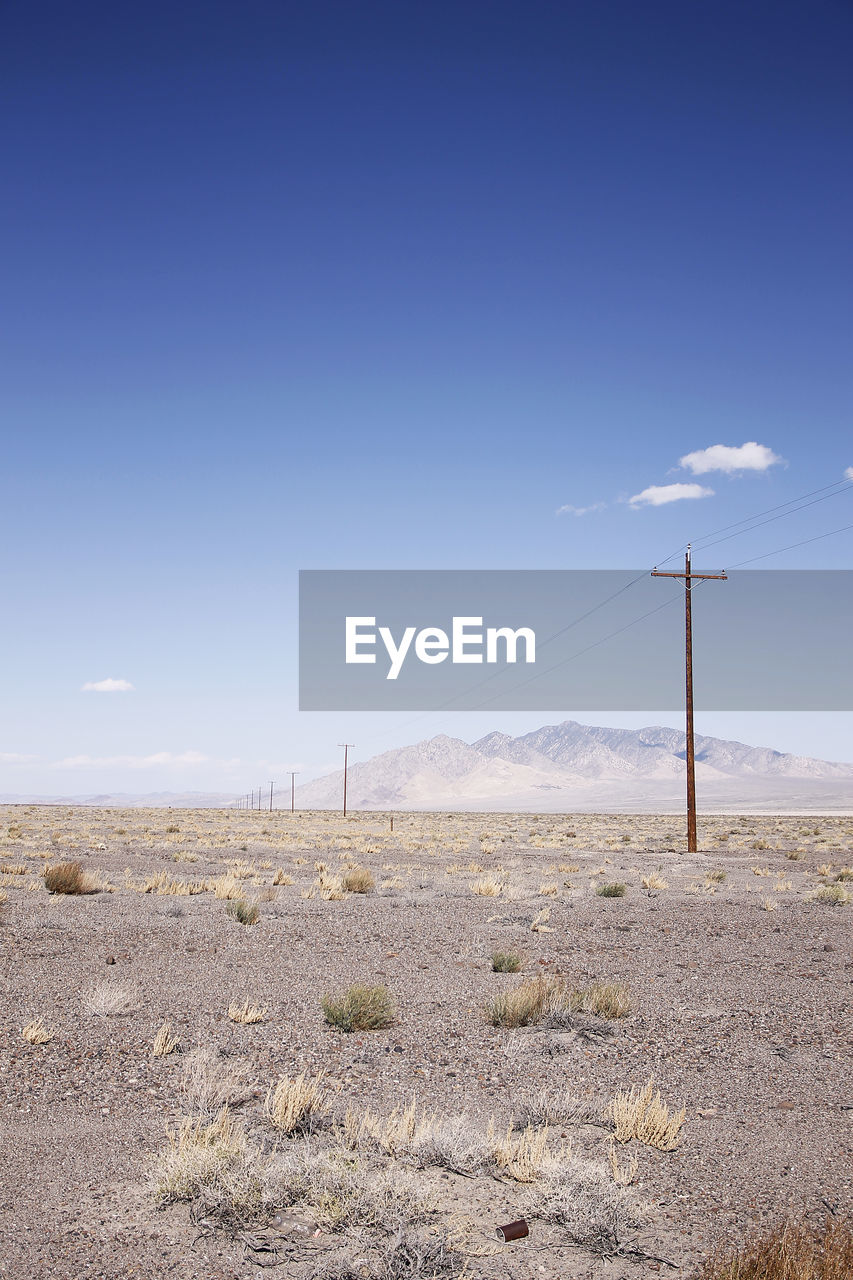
[294, 720, 853, 812]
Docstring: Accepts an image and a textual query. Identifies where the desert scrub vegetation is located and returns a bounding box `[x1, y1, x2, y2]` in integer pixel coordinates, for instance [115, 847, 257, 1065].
[272, 867, 294, 885]
[527, 1155, 641, 1251]
[43, 861, 97, 894]
[227, 999, 267, 1024]
[596, 881, 626, 898]
[181, 1046, 251, 1116]
[153, 1108, 272, 1227]
[491, 949, 523, 972]
[641, 872, 669, 890]
[694, 1216, 853, 1280]
[322, 983, 395, 1033]
[341, 865, 375, 893]
[609, 1077, 686, 1150]
[470, 874, 505, 896]
[85, 981, 138, 1017]
[21, 1016, 53, 1044]
[487, 975, 629, 1027]
[807, 884, 852, 905]
[265, 1072, 328, 1136]
[225, 898, 259, 925]
[152, 1021, 180, 1056]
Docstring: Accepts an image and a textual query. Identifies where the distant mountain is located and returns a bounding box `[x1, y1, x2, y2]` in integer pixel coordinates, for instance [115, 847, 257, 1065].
[294, 720, 853, 812]
[0, 791, 240, 809]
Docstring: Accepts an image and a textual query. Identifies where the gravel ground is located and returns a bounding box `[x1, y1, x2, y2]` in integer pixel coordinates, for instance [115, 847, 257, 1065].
[1, 805, 851, 1279]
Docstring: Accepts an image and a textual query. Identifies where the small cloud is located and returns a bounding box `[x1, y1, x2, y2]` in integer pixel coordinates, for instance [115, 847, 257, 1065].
[629, 483, 714, 508]
[0, 752, 37, 764]
[81, 678, 135, 693]
[679, 442, 782, 475]
[556, 502, 607, 517]
[845, 466, 853, 481]
[56, 750, 207, 769]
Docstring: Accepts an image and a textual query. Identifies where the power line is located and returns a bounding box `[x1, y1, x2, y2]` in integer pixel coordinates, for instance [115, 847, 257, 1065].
[725, 520, 853, 569]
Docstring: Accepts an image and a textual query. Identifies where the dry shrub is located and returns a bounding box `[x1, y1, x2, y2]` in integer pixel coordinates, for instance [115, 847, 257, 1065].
[0, 889, 7, 905]
[211, 875, 243, 900]
[181, 1045, 252, 1116]
[486, 976, 557, 1028]
[22, 1016, 53, 1044]
[488, 1121, 560, 1182]
[272, 868, 294, 885]
[491, 949, 523, 973]
[153, 1107, 271, 1226]
[470, 875, 504, 897]
[44, 862, 96, 895]
[1, 863, 27, 876]
[265, 1072, 328, 1136]
[341, 866, 375, 894]
[528, 1155, 641, 1251]
[318, 871, 346, 900]
[695, 1217, 853, 1280]
[153, 1021, 180, 1056]
[641, 873, 669, 890]
[609, 1078, 686, 1150]
[596, 882, 626, 898]
[86, 981, 138, 1017]
[227, 999, 267, 1024]
[518, 1087, 606, 1128]
[322, 983, 394, 1032]
[608, 1142, 638, 1186]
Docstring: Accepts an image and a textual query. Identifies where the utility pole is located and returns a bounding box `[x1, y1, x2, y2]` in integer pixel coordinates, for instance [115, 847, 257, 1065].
[338, 743, 355, 817]
[268, 781, 274, 812]
[651, 545, 726, 853]
[288, 771, 299, 813]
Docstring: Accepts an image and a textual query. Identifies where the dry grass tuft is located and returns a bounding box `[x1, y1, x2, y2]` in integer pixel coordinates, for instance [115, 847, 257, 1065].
[609, 1077, 686, 1150]
[44, 861, 97, 895]
[488, 1121, 561, 1182]
[322, 983, 395, 1033]
[341, 865, 375, 894]
[152, 1107, 271, 1225]
[582, 980, 630, 1019]
[139, 869, 206, 896]
[272, 868, 294, 885]
[153, 1021, 180, 1056]
[470, 874, 505, 897]
[21, 1016, 53, 1044]
[608, 1141, 639, 1186]
[491, 949, 523, 973]
[695, 1217, 853, 1280]
[596, 881, 626, 898]
[486, 975, 561, 1028]
[265, 1072, 328, 1136]
[227, 999, 267, 1024]
[226, 898, 259, 925]
[641, 872, 669, 890]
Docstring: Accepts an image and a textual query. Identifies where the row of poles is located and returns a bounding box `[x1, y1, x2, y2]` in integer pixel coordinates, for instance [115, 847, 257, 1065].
[235, 743, 357, 816]
[234, 548, 725, 851]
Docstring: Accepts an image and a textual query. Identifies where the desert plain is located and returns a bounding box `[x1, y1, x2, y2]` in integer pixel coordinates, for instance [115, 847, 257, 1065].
[0, 804, 851, 1280]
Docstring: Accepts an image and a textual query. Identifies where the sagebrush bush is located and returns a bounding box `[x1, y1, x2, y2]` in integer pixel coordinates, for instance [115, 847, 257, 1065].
[321, 983, 394, 1032]
[491, 950, 523, 973]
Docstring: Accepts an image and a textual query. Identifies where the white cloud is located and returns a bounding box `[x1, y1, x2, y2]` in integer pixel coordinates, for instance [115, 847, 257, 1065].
[556, 502, 606, 517]
[56, 750, 208, 769]
[629, 483, 714, 508]
[0, 752, 37, 764]
[81, 678, 135, 693]
[679, 442, 782, 475]
[845, 466, 853, 481]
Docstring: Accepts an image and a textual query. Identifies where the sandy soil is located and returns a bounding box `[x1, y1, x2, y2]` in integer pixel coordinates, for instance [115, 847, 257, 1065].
[1, 805, 851, 1280]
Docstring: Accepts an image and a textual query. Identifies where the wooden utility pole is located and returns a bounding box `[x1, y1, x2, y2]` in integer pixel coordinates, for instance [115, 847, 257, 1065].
[651, 545, 726, 853]
[268, 781, 274, 812]
[338, 743, 355, 817]
[288, 771, 299, 813]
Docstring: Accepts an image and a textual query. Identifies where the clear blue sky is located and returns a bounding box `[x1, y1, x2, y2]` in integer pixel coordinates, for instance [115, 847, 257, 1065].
[2, 0, 851, 795]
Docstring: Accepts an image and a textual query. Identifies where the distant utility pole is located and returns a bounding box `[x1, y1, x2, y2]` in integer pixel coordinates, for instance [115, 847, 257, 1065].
[652, 544, 726, 853]
[338, 744, 355, 817]
[268, 781, 275, 812]
[288, 771, 299, 813]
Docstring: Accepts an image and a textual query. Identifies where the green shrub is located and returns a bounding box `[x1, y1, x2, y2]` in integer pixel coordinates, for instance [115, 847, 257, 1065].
[322, 983, 394, 1032]
[491, 950, 523, 973]
[596, 882, 626, 898]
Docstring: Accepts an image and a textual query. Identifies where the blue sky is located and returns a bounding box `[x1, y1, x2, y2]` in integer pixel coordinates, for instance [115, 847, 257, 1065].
[2, 0, 852, 795]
